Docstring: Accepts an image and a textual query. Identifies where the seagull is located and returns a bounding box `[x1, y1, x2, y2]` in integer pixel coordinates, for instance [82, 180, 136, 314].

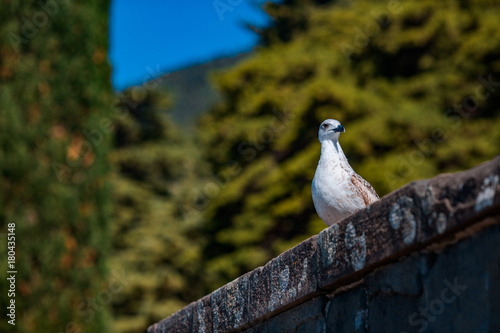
[312, 119, 379, 226]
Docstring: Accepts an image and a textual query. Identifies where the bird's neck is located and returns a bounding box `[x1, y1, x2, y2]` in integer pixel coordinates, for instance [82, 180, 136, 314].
[319, 139, 348, 167]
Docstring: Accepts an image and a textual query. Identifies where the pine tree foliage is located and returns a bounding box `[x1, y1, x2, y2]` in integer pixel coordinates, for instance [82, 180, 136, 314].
[110, 88, 207, 332]
[198, 0, 500, 291]
[0, 1, 113, 332]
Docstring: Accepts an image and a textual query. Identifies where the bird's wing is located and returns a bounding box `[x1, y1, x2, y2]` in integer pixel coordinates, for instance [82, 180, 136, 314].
[351, 173, 379, 206]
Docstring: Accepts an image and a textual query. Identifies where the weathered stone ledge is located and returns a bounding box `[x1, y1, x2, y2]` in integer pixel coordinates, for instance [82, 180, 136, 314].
[148, 155, 500, 332]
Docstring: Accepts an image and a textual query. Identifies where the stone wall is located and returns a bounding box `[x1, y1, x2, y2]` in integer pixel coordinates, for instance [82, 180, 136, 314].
[148, 156, 500, 333]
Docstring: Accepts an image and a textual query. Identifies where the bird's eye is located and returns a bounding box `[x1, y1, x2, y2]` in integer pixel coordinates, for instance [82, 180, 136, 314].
[321, 124, 328, 128]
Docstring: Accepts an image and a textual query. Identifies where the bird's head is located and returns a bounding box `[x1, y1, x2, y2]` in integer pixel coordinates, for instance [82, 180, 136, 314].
[318, 119, 345, 143]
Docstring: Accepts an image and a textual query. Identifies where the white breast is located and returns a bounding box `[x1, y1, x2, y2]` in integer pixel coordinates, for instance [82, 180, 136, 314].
[312, 146, 367, 226]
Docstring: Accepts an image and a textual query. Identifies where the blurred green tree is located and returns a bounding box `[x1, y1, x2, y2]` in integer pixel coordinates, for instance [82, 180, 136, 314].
[0, 1, 113, 332]
[197, 0, 500, 291]
[109, 87, 207, 332]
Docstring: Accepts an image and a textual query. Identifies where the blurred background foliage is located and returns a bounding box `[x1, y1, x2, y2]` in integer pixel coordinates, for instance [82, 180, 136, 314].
[109, 88, 208, 332]
[0, 1, 113, 333]
[1, 0, 500, 332]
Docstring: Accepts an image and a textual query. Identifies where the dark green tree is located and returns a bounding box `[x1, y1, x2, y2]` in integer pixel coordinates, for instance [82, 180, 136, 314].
[109, 87, 207, 332]
[0, 1, 113, 332]
[197, 0, 500, 291]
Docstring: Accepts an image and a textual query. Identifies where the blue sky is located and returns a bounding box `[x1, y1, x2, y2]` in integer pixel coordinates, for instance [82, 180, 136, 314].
[109, 1, 273, 91]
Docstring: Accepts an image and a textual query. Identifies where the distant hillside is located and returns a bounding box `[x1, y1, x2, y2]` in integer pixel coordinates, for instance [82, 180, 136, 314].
[158, 51, 251, 126]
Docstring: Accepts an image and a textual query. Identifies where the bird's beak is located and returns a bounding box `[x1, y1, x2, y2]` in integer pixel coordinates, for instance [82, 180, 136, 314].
[334, 124, 345, 133]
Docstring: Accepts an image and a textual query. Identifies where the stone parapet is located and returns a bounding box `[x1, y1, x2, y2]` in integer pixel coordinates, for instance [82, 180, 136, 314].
[149, 156, 500, 332]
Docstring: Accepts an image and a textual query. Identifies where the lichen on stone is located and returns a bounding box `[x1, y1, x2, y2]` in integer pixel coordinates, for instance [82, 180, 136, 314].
[389, 196, 417, 244]
[475, 174, 499, 212]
